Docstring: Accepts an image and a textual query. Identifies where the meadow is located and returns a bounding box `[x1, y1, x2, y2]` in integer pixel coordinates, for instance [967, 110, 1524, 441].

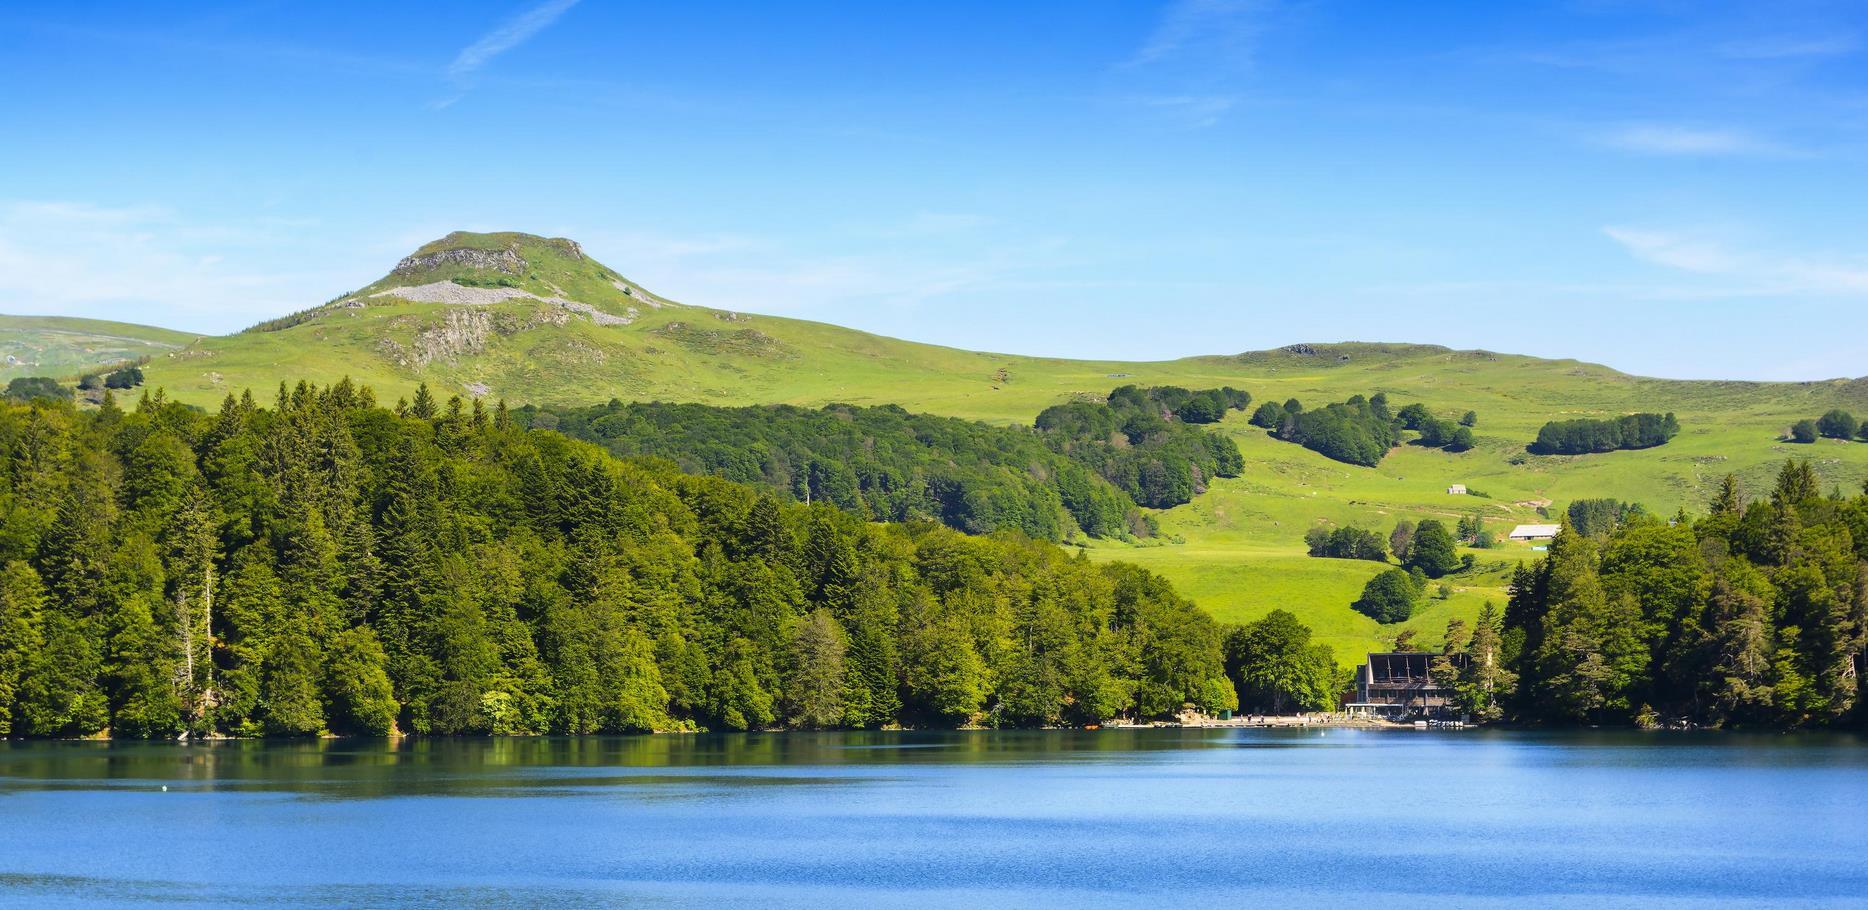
[0, 315, 197, 382]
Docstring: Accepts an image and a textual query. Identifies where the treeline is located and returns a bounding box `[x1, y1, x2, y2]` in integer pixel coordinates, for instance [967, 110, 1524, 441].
[1305, 525, 1387, 561]
[1496, 463, 1868, 729]
[5, 378, 71, 403]
[1530, 412, 1678, 455]
[518, 400, 1145, 542]
[1309, 513, 1497, 569]
[0, 383, 1243, 739]
[1252, 393, 1474, 466]
[79, 366, 145, 393]
[1035, 385, 1249, 509]
[1788, 410, 1867, 444]
[1396, 403, 1476, 451]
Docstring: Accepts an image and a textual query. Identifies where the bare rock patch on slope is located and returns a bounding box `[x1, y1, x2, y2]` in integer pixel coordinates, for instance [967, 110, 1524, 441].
[372, 281, 634, 325]
[393, 248, 525, 276]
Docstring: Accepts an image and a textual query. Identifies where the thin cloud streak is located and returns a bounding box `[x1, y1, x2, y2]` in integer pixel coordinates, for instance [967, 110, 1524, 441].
[1597, 124, 1789, 157]
[447, 0, 580, 80]
[1716, 34, 1858, 61]
[1604, 225, 1868, 296]
[1115, 0, 1272, 127]
[1126, 0, 1269, 69]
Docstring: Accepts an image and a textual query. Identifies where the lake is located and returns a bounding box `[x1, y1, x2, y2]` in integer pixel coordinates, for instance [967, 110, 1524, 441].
[1, 729, 1864, 908]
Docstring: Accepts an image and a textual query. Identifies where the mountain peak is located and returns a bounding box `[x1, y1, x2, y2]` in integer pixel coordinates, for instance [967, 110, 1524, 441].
[239, 231, 673, 335]
[362, 230, 669, 309]
[393, 231, 584, 279]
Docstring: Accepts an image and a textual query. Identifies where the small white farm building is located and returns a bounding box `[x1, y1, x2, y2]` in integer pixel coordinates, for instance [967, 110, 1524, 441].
[1508, 524, 1560, 541]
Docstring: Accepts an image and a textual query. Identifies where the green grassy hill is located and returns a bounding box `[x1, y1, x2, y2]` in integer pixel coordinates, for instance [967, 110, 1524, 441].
[11, 231, 1868, 662]
[0, 314, 198, 381]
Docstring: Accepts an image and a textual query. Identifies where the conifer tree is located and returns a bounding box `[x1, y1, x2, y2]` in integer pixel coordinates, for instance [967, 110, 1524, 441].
[1455, 603, 1513, 721]
[323, 626, 398, 735]
[0, 561, 48, 735]
[784, 609, 851, 728]
[259, 622, 324, 736]
[1710, 474, 1744, 516]
[410, 384, 438, 420]
[1705, 568, 1775, 726]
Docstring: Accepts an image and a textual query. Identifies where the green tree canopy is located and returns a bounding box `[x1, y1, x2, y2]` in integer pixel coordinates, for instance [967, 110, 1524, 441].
[1353, 569, 1421, 624]
[1404, 519, 1462, 578]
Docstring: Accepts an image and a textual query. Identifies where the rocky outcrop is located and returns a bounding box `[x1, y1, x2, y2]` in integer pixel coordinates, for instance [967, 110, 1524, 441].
[378, 308, 493, 368]
[392, 247, 526, 276]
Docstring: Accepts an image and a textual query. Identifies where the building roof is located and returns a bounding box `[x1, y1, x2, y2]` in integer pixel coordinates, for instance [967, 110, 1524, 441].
[1358, 651, 1469, 685]
[1363, 652, 1433, 683]
[1446, 484, 1467, 493]
[1509, 523, 1560, 539]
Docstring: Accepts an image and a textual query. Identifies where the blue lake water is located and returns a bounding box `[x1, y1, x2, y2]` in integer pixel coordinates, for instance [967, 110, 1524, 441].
[1, 729, 1865, 908]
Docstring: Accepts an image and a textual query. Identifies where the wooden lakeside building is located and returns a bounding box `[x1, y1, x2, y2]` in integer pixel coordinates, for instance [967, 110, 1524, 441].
[1343, 652, 1468, 719]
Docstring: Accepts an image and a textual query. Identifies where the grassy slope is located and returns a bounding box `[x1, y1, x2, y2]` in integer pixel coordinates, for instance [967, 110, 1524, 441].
[23, 234, 1868, 663]
[1073, 354, 1868, 659]
[0, 314, 199, 381]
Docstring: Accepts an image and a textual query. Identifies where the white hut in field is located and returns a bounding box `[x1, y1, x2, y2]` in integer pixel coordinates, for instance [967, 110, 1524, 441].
[1508, 523, 1560, 541]
[1446, 484, 1467, 495]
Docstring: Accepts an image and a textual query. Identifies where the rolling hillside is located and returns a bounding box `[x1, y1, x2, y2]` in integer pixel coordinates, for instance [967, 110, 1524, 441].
[9, 230, 1868, 661]
[0, 315, 198, 381]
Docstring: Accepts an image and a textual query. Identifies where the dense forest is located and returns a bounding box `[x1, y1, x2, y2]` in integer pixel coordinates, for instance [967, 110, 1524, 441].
[518, 400, 1145, 541]
[0, 383, 1242, 739]
[1034, 385, 1249, 509]
[1531, 412, 1679, 455]
[526, 386, 1249, 543]
[1252, 393, 1472, 466]
[1471, 462, 1868, 728]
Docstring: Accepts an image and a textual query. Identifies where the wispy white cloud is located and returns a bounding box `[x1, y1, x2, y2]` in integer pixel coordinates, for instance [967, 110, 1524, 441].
[1509, 22, 1858, 87]
[1602, 227, 1740, 273]
[1603, 225, 1868, 295]
[1716, 33, 1858, 61]
[432, 0, 581, 106]
[1595, 123, 1790, 157]
[1114, 0, 1273, 127]
[1127, 0, 1270, 69]
[448, 0, 581, 80]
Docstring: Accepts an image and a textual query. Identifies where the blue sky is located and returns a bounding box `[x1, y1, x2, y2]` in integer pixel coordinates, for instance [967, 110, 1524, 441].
[1, 1, 1864, 380]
